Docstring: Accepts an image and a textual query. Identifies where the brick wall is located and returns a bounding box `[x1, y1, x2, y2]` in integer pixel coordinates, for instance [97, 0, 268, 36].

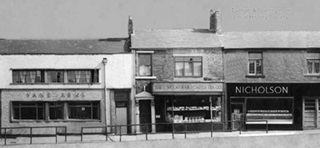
[136, 48, 223, 94]
[224, 49, 320, 82]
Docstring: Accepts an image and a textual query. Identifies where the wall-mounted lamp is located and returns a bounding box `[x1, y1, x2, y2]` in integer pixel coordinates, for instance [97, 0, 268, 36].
[102, 58, 108, 65]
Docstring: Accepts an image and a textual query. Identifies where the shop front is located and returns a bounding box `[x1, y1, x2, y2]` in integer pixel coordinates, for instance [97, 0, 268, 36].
[152, 82, 224, 132]
[226, 83, 320, 130]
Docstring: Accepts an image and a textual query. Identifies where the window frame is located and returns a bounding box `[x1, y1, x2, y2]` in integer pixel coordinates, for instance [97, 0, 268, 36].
[247, 52, 263, 76]
[307, 59, 320, 74]
[11, 101, 101, 122]
[11, 69, 100, 84]
[67, 101, 100, 120]
[174, 56, 203, 77]
[12, 70, 45, 84]
[137, 53, 153, 77]
[12, 101, 45, 120]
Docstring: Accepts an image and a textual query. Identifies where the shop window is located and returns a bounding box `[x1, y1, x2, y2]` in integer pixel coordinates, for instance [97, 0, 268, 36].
[248, 52, 263, 75]
[12, 70, 44, 84]
[49, 102, 64, 120]
[67, 70, 99, 83]
[68, 101, 100, 119]
[47, 70, 64, 83]
[246, 98, 293, 124]
[138, 54, 152, 76]
[165, 96, 221, 123]
[174, 57, 202, 77]
[12, 102, 45, 120]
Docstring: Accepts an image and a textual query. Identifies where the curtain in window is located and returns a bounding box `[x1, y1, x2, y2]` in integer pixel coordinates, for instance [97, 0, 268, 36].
[19, 71, 26, 83]
[75, 71, 81, 83]
[175, 62, 183, 76]
[194, 62, 202, 76]
[30, 71, 36, 83]
[84, 71, 91, 83]
[139, 54, 151, 76]
[79, 71, 87, 83]
[184, 62, 192, 76]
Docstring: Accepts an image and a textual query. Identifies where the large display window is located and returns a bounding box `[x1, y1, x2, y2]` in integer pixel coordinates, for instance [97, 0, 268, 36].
[245, 98, 293, 124]
[165, 96, 221, 123]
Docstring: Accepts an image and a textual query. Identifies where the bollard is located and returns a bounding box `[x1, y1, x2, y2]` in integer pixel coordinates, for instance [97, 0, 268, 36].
[171, 123, 175, 139]
[81, 127, 83, 141]
[119, 126, 122, 142]
[146, 125, 148, 141]
[184, 123, 187, 139]
[55, 127, 58, 144]
[105, 127, 108, 141]
[4, 128, 7, 145]
[30, 127, 33, 144]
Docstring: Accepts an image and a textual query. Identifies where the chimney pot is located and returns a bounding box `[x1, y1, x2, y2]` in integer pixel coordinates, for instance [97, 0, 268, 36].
[209, 9, 222, 34]
[128, 16, 134, 37]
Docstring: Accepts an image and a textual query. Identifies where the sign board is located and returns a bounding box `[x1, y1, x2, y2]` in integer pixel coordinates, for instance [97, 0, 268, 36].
[153, 82, 223, 93]
[227, 83, 293, 96]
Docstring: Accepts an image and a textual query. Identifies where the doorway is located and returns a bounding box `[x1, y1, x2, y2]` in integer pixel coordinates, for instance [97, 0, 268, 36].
[139, 100, 152, 133]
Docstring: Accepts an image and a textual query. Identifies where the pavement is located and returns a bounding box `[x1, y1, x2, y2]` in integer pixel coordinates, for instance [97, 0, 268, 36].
[1, 129, 320, 146]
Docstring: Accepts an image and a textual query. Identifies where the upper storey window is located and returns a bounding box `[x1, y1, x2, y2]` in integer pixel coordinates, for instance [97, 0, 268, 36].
[307, 52, 320, 75]
[12, 70, 44, 84]
[175, 57, 202, 77]
[248, 52, 263, 75]
[138, 54, 152, 76]
[12, 69, 99, 84]
[47, 70, 64, 83]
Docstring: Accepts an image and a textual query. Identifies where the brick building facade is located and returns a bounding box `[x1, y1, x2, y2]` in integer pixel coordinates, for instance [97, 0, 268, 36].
[222, 32, 320, 130]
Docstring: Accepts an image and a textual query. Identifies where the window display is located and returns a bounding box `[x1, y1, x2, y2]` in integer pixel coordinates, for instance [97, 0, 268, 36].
[246, 98, 293, 124]
[165, 96, 221, 123]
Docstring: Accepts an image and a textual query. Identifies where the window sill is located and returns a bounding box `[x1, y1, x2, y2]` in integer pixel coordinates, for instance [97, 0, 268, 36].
[245, 75, 266, 78]
[136, 76, 157, 80]
[10, 83, 101, 85]
[304, 74, 320, 77]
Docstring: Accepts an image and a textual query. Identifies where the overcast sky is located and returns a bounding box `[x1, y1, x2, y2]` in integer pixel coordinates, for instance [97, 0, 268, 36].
[0, 0, 319, 39]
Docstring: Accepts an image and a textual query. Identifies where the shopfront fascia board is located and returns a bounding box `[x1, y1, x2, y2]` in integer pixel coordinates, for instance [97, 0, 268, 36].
[152, 82, 223, 95]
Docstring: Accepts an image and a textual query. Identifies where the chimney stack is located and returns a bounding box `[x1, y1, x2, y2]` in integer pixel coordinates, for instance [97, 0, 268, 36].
[209, 10, 222, 34]
[128, 16, 133, 37]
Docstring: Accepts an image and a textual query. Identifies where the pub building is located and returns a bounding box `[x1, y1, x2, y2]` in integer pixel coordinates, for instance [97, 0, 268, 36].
[130, 10, 226, 133]
[222, 31, 320, 130]
[0, 39, 134, 134]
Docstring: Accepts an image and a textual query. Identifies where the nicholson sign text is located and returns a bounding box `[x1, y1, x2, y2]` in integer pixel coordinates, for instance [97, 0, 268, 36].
[235, 86, 289, 95]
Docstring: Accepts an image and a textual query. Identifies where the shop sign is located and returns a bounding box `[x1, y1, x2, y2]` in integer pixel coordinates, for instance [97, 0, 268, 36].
[25, 92, 85, 99]
[153, 82, 223, 93]
[234, 86, 289, 95]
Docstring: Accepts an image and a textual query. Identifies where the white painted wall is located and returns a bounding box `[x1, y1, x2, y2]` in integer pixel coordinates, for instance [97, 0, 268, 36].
[0, 54, 132, 89]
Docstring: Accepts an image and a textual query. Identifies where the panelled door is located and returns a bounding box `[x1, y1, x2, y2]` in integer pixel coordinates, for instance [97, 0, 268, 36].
[303, 98, 319, 129]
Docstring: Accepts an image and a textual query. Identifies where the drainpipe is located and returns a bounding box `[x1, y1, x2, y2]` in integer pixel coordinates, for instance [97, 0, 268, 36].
[102, 58, 109, 131]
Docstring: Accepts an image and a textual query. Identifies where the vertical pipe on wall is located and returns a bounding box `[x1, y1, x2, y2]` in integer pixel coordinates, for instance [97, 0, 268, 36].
[102, 58, 109, 131]
[131, 50, 136, 133]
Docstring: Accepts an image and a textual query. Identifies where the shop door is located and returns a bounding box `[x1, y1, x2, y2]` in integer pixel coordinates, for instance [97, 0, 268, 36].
[139, 100, 152, 133]
[115, 101, 128, 134]
[303, 99, 317, 128]
[231, 103, 245, 130]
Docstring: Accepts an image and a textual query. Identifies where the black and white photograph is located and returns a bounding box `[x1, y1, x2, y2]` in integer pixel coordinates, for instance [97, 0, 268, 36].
[0, 0, 320, 147]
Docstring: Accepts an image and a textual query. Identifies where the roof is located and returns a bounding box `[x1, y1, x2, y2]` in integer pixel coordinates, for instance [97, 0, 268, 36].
[131, 29, 222, 49]
[221, 31, 320, 49]
[0, 39, 129, 54]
